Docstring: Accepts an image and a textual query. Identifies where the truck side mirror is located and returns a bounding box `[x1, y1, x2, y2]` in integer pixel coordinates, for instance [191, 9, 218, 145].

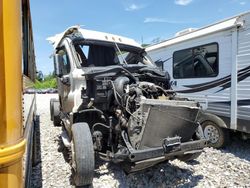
[155, 60, 164, 71]
[54, 54, 63, 77]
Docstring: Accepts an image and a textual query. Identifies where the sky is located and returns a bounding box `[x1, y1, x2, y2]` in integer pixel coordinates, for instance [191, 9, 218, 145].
[30, 0, 250, 75]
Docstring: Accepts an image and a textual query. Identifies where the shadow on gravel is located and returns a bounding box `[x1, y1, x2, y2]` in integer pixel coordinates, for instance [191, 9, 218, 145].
[56, 135, 75, 186]
[220, 133, 250, 162]
[120, 162, 203, 187]
[31, 115, 43, 188]
[94, 156, 203, 187]
[56, 135, 204, 187]
[185, 160, 200, 165]
[57, 134, 71, 163]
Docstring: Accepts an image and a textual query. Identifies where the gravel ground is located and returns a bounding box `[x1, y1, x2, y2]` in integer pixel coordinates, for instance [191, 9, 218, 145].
[31, 94, 250, 188]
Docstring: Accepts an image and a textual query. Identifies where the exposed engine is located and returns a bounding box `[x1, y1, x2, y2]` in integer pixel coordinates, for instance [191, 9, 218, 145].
[77, 66, 200, 163]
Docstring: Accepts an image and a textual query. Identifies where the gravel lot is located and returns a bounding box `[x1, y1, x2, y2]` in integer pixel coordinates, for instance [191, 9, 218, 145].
[31, 94, 250, 188]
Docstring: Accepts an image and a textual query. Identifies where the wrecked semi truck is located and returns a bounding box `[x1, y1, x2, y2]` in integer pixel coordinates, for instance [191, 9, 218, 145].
[48, 26, 207, 186]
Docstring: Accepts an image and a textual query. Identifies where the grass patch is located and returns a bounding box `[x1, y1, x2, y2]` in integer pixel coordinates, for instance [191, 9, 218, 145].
[34, 75, 57, 89]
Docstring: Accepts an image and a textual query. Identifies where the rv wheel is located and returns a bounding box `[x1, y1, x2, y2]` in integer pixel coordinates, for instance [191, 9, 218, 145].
[201, 121, 229, 148]
[71, 122, 95, 186]
[50, 98, 61, 126]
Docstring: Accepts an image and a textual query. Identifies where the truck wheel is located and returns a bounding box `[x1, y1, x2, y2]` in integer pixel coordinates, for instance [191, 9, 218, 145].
[50, 98, 61, 126]
[201, 121, 229, 148]
[178, 152, 201, 162]
[71, 122, 95, 186]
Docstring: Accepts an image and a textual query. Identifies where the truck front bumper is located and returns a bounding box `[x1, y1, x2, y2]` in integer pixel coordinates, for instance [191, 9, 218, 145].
[114, 133, 207, 173]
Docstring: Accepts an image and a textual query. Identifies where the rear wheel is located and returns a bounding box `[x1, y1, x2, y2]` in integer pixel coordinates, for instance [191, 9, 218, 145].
[71, 122, 95, 186]
[201, 121, 229, 148]
[50, 98, 61, 126]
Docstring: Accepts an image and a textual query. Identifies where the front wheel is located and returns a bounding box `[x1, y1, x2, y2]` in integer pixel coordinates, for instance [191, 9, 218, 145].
[71, 122, 95, 186]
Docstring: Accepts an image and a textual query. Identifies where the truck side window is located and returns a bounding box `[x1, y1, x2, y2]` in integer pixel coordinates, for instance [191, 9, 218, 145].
[59, 49, 71, 75]
[173, 43, 218, 79]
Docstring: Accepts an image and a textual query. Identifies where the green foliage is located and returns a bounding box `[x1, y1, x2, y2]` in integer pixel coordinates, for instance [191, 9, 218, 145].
[34, 73, 57, 89]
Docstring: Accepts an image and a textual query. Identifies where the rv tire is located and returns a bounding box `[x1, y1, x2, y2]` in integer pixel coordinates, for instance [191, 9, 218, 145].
[201, 120, 229, 148]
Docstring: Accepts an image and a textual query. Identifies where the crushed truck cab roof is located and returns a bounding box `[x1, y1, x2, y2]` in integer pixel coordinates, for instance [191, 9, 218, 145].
[47, 25, 141, 49]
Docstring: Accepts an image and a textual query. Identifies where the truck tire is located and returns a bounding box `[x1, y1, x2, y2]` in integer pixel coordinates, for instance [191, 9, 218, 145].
[71, 122, 95, 186]
[201, 120, 229, 148]
[50, 98, 61, 126]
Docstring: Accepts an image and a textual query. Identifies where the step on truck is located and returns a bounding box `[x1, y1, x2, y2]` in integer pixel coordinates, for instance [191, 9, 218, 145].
[48, 26, 207, 186]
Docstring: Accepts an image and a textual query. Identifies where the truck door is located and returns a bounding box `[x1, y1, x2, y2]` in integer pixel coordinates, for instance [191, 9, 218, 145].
[56, 46, 72, 113]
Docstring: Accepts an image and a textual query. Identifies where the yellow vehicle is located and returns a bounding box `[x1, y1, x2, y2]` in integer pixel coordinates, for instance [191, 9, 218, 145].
[0, 0, 38, 187]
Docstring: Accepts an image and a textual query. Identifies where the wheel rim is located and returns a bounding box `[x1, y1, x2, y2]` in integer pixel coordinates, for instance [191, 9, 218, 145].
[204, 125, 220, 144]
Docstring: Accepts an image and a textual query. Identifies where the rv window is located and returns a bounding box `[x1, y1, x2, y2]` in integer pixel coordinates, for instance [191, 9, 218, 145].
[173, 43, 218, 79]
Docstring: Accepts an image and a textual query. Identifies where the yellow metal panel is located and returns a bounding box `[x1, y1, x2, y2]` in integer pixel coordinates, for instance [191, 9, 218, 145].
[0, 140, 26, 165]
[3, 0, 23, 145]
[0, 0, 7, 145]
[0, 0, 25, 187]
[0, 160, 22, 188]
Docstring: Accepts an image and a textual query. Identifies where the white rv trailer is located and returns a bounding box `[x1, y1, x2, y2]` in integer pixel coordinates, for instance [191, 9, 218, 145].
[146, 12, 250, 147]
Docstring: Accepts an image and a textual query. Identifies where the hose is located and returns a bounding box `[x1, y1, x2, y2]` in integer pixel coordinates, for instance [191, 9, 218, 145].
[78, 108, 104, 116]
[91, 122, 110, 132]
[110, 81, 123, 106]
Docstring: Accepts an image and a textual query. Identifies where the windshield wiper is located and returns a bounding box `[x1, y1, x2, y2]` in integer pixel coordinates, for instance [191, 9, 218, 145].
[113, 41, 128, 65]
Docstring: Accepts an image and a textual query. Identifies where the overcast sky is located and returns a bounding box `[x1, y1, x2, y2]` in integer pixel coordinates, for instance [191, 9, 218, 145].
[30, 0, 250, 75]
